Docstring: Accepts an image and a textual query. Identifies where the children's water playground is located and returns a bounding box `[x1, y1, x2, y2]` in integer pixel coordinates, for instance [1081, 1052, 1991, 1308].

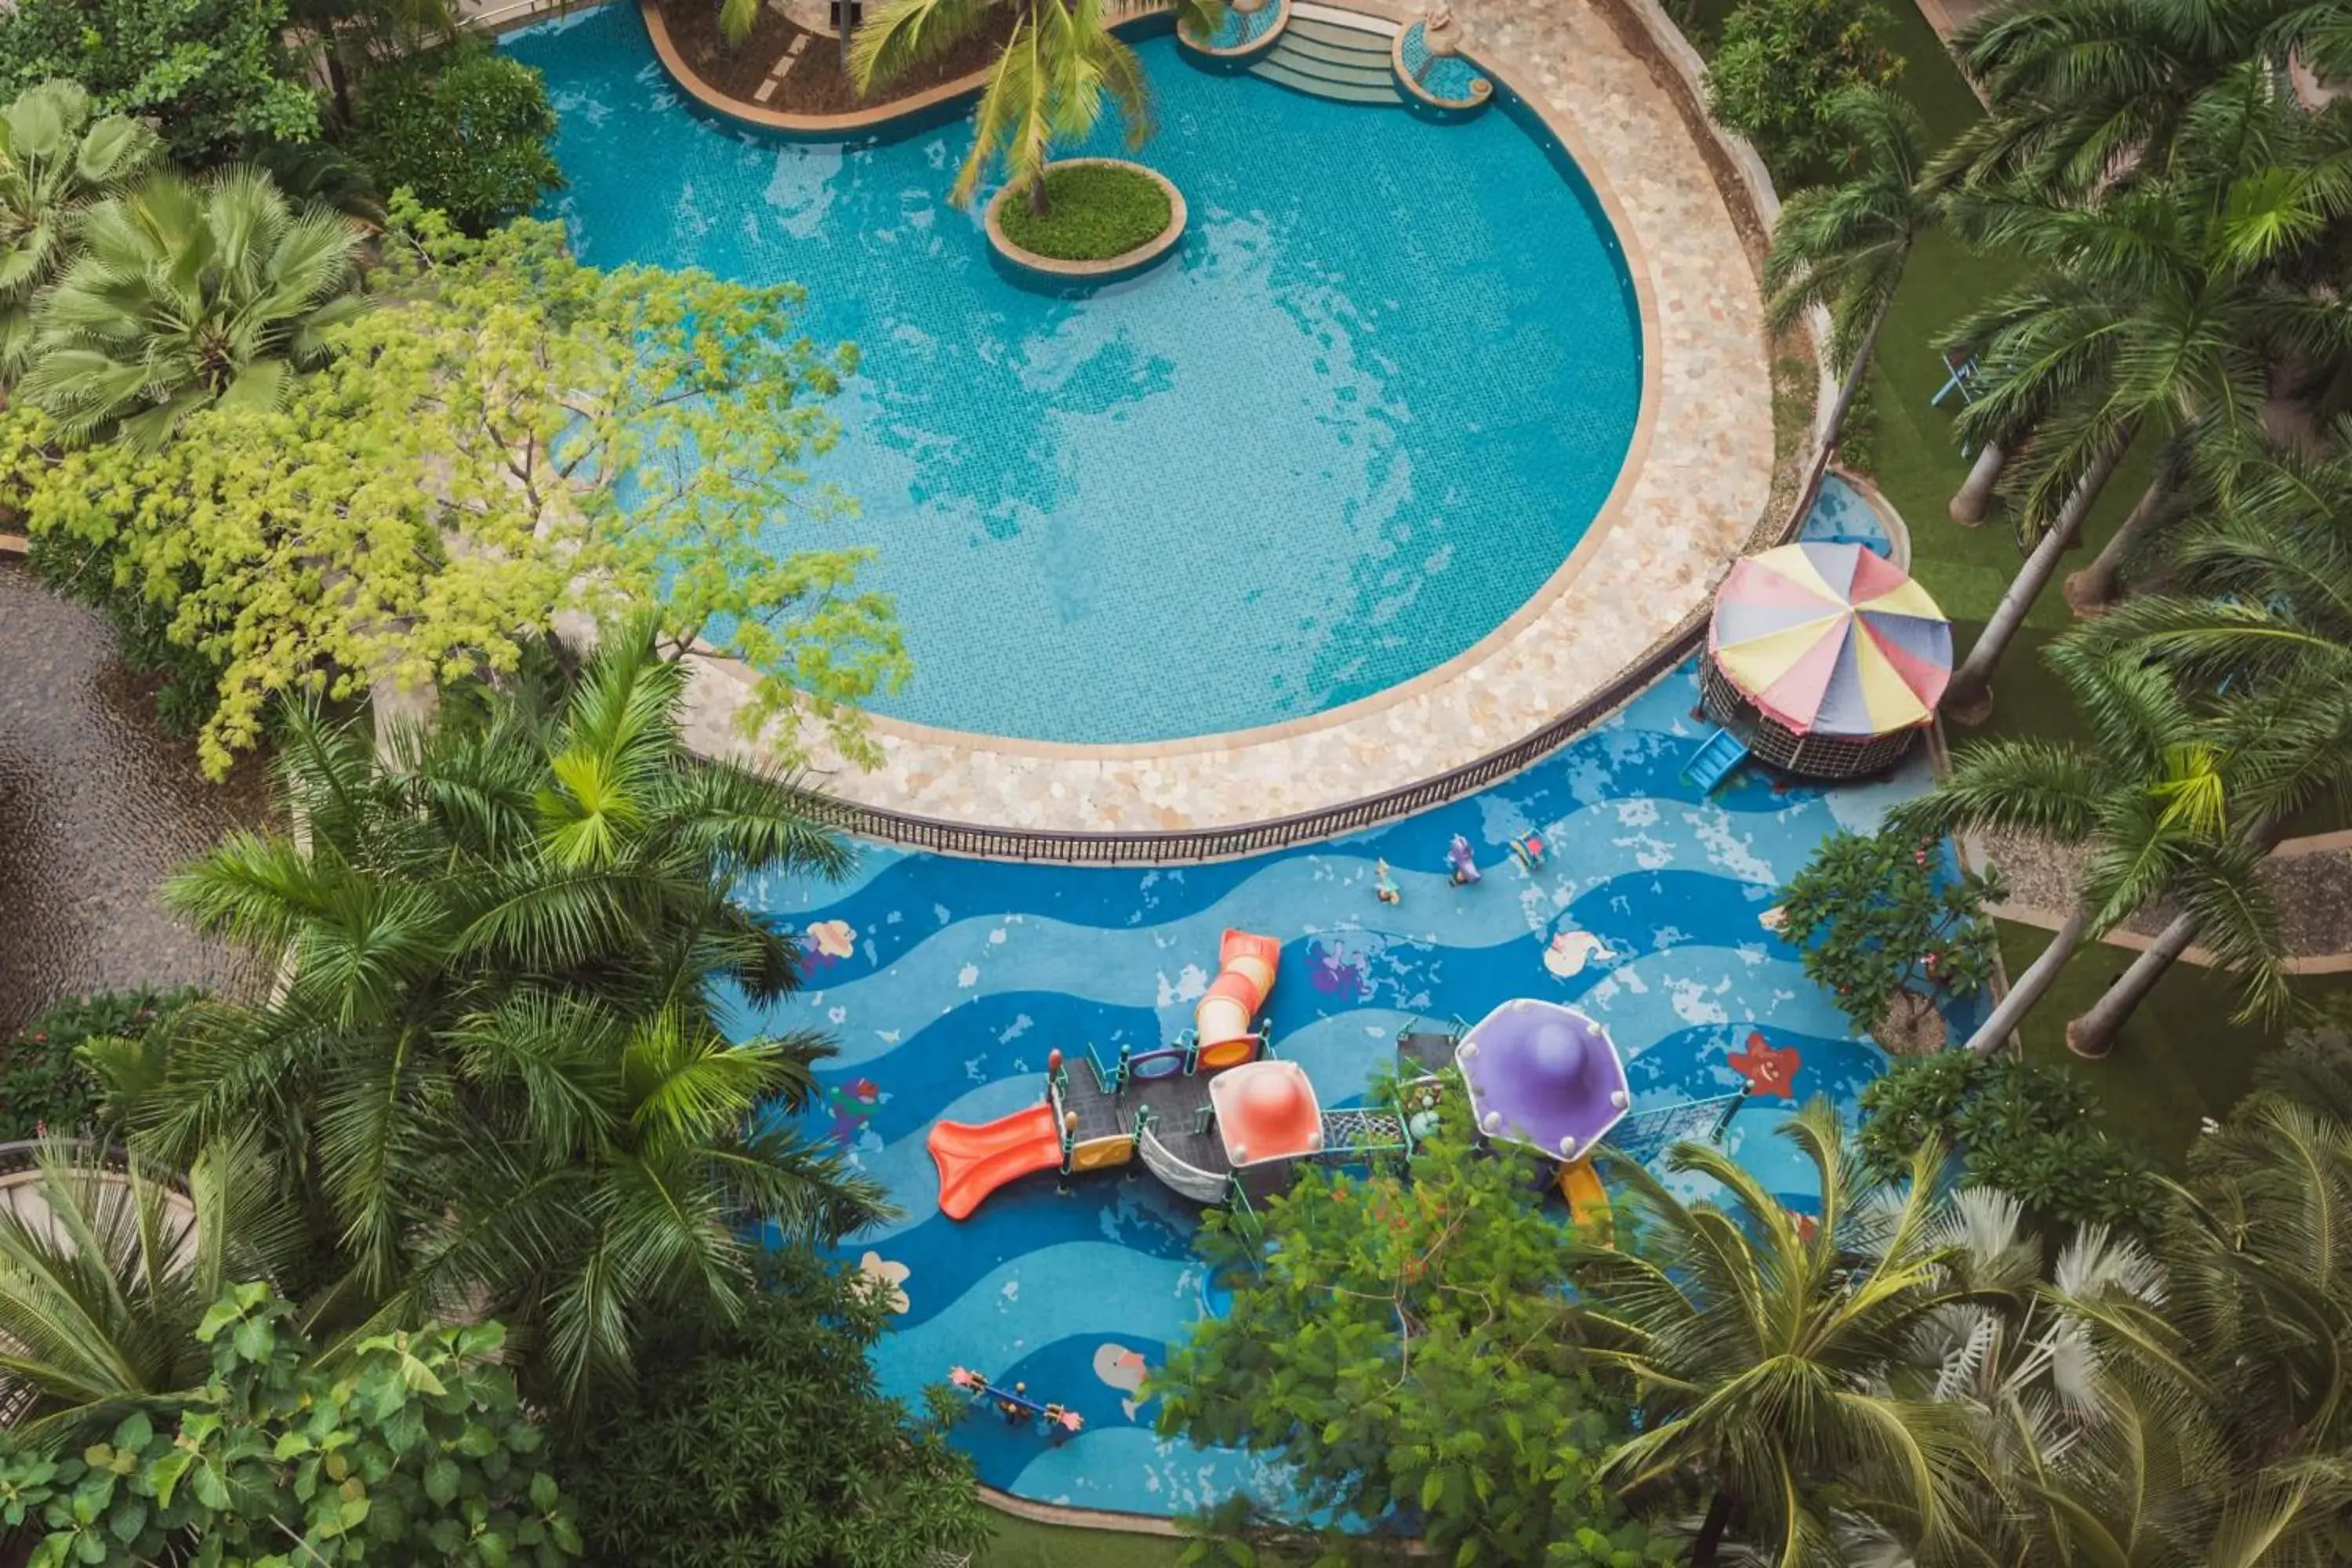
[723, 657, 1985, 1523]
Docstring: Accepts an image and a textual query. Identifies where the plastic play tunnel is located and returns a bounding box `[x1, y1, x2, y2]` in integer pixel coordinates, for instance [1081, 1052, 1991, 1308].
[1196, 929, 1279, 1068]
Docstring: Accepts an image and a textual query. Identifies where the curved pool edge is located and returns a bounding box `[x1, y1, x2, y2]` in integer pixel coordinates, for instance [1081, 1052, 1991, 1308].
[624, 0, 1778, 851]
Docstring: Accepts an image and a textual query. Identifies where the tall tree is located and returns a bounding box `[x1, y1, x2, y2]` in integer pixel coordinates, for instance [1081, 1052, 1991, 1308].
[17, 167, 366, 448]
[1, 199, 907, 780]
[851, 0, 1221, 212]
[94, 631, 891, 1412]
[1892, 641, 2290, 1056]
[1153, 1079, 1673, 1566]
[1764, 86, 1940, 461]
[1576, 1101, 1976, 1567]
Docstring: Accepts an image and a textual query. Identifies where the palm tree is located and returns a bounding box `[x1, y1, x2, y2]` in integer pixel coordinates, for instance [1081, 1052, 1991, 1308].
[0, 1138, 301, 1450]
[100, 628, 891, 1411]
[17, 167, 367, 449]
[1765, 86, 1940, 460]
[0, 81, 158, 376]
[1892, 641, 2289, 1056]
[851, 0, 1220, 212]
[1576, 1101, 1977, 1566]
[1936, 68, 2352, 706]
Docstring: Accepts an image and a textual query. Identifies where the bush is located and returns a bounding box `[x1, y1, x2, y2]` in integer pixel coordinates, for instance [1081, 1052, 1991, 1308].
[0, 0, 318, 165]
[996, 162, 1173, 261]
[566, 1247, 991, 1568]
[0, 988, 200, 1141]
[354, 45, 561, 235]
[1777, 828, 2002, 1042]
[1858, 1052, 2166, 1236]
[1705, 0, 1903, 180]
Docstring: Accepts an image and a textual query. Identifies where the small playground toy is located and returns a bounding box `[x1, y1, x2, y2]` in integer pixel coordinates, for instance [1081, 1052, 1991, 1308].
[1446, 834, 1480, 886]
[1374, 858, 1402, 904]
[1508, 831, 1548, 872]
[1456, 999, 1633, 1225]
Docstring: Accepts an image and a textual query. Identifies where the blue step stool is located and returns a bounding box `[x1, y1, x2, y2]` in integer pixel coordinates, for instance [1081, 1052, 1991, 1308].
[1681, 728, 1751, 794]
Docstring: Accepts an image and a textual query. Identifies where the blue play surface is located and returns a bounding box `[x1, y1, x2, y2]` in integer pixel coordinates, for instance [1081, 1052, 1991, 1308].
[723, 661, 1972, 1519]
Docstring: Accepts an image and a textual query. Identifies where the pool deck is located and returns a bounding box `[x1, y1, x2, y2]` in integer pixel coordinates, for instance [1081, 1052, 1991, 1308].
[674, 0, 1777, 837]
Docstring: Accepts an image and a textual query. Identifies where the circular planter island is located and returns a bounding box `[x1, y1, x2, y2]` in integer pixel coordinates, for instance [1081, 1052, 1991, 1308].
[983, 158, 1187, 289]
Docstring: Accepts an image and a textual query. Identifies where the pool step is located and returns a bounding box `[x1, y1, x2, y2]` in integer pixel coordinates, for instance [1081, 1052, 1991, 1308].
[1250, 8, 1402, 105]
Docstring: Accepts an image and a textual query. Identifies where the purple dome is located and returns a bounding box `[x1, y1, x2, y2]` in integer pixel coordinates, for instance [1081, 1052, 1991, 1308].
[1454, 999, 1631, 1160]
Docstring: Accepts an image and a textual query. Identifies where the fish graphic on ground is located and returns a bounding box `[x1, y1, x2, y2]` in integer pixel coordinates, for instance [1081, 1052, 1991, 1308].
[1308, 940, 1367, 999]
[1094, 1343, 1149, 1420]
[802, 918, 858, 969]
[1544, 928, 1612, 978]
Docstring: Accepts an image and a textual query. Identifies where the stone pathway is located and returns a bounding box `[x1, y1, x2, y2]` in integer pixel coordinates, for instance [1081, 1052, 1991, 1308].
[0, 561, 271, 1029]
[1973, 827, 2352, 974]
[677, 0, 1782, 834]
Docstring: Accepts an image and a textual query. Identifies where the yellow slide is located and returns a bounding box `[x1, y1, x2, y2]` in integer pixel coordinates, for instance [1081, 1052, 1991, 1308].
[1558, 1158, 1612, 1242]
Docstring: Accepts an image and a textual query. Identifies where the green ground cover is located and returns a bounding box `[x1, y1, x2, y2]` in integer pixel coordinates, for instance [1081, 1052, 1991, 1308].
[996, 162, 1173, 260]
[979, 1515, 1192, 1566]
[2001, 922, 2352, 1166]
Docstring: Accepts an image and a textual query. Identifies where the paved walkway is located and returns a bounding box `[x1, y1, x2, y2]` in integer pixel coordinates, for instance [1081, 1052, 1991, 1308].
[654, 0, 1780, 833]
[1974, 828, 2352, 975]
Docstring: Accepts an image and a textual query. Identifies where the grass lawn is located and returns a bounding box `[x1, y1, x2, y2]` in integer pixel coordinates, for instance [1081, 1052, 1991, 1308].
[1999, 921, 2352, 1167]
[979, 1514, 1192, 1567]
[996, 163, 1173, 260]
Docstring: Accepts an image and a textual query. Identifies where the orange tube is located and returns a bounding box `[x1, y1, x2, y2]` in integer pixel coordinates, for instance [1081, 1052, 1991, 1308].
[1196, 928, 1279, 1049]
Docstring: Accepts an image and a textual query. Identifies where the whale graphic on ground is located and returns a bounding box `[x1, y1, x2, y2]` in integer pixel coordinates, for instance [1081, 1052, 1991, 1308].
[1094, 1342, 1150, 1420]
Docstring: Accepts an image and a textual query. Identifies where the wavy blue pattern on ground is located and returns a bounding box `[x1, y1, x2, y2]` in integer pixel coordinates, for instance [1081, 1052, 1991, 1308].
[729, 663, 1984, 1518]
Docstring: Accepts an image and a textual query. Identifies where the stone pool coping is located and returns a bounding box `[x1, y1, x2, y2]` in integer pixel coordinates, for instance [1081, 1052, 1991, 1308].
[982, 158, 1189, 284]
[644, 0, 1783, 840]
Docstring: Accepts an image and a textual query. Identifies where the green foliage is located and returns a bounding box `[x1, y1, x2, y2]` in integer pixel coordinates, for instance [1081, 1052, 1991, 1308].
[854, 0, 1223, 209]
[996, 162, 1172, 260]
[1777, 827, 2001, 1037]
[1, 197, 906, 779]
[0, 80, 159, 375]
[1704, 0, 1903, 179]
[1153, 1080, 1673, 1566]
[96, 631, 891, 1413]
[567, 1248, 990, 1568]
[1857, 1051, 2164, 1235]
[354, 45, 561, 236]
[0, 988, 199, 1140]
[1579, 1102, 1976, 1566]
[18, 166, 368, 449]
[0, 0, 319, 165]
[0, 1282, 580, 1567]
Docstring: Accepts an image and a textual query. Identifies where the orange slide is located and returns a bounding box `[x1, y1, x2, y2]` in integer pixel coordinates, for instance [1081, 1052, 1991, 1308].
[929, 1102, 1065, 1221]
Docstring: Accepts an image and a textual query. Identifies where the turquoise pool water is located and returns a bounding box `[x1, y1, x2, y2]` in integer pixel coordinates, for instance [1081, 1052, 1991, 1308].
[505, 8, 1643, 742]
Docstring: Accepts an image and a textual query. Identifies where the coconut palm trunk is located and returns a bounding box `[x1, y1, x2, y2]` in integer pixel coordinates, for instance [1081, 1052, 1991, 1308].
[2062, 909, 2197, 1057]
[1950, 440, 2005, 523]
[1944, 430, 2132, 718]
[1964, 900, 2093, 1055]
[2063, 470, 2170, 615]
[1823, 299, 1891, 458]
[1692, 1488, 1738, 1566]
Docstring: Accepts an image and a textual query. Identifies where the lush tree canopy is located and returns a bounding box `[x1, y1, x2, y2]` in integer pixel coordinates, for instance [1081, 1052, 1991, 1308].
[1154, 1080, 1672, 1567]
[0, 0, 318, 165]
[0, 1283, 579, 1568]
[567, 1247, 991, 1568]
[354, 45, 562, 236]
[2, 199, 906, 779]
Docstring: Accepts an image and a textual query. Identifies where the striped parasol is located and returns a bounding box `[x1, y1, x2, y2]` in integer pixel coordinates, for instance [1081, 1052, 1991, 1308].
[1708, 541, 1951, 736]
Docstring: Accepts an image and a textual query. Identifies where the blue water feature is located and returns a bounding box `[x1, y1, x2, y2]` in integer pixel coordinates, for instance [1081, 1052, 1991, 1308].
[1799, 473, 1895, 559]
[504, 6, 1642, 743]
[731, 662, 1983, 1519]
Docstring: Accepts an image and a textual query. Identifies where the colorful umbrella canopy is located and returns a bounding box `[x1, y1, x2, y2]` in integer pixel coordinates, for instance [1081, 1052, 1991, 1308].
[1709, 541, 1951, 736]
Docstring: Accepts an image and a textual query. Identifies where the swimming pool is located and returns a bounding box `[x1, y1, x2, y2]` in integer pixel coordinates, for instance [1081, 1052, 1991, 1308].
[506, 7, 1643, 744]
